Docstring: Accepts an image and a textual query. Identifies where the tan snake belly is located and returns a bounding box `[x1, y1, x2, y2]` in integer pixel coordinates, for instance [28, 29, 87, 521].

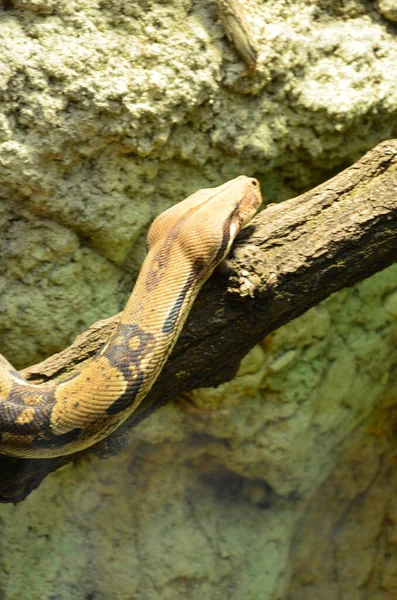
[0, 176, 261, 457]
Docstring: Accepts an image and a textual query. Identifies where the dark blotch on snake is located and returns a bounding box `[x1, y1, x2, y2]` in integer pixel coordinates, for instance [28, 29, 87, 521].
[32, 427, 83, 450]
[162, 259, 205, 335]
[105, 371, 145, 415]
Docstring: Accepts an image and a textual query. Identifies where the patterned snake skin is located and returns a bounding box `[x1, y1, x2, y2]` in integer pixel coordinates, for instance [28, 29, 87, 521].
[0, 176, 261, 457]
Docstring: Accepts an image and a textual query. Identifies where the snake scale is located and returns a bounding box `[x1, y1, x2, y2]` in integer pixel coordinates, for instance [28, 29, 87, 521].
[0, 176, 261, 458]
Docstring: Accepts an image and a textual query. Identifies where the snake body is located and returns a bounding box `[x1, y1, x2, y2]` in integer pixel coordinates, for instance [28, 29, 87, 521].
[0, 176, 261, 458]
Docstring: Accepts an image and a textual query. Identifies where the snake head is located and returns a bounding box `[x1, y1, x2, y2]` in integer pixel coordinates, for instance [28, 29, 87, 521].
[147, 176, 262, 269]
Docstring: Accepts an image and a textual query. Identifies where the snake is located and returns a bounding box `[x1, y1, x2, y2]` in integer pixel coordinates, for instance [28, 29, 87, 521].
[0, 176, 261, 458]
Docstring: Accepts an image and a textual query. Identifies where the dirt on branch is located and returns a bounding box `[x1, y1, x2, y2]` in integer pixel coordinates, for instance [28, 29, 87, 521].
[2, 139, 397, 503]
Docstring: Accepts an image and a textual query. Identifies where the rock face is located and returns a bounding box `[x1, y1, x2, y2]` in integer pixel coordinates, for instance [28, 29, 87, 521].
[0, 1, 396, 599]
[377, 0, 397, 22]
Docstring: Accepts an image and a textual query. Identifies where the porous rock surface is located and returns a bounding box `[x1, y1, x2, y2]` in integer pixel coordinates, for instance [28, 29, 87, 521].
[0, 1, 397, 599]
[378, 0, 397, 22]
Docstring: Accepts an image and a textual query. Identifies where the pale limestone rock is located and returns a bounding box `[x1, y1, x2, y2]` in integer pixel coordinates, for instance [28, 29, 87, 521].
[377, 0, 397, 21]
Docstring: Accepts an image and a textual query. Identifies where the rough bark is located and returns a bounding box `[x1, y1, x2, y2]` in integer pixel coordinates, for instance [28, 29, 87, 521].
[1, 139, 397, 503]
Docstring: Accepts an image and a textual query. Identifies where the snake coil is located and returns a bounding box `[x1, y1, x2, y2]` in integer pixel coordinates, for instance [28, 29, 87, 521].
[0, 176, 261, 457]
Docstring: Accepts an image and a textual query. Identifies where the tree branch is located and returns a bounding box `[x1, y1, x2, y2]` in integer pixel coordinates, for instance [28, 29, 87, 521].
[1, 139, 397, 503]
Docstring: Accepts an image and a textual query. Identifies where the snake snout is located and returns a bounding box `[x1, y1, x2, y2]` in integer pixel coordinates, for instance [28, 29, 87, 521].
[237, 178, 262, 228]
